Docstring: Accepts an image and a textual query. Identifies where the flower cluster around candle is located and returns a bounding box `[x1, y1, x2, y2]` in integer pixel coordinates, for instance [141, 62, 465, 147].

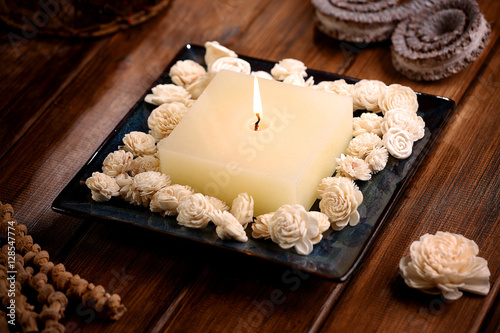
[86, 41, 426, 256]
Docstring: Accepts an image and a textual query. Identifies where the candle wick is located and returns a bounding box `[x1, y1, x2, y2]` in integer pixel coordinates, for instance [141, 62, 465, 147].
[254, 113, 261, 131]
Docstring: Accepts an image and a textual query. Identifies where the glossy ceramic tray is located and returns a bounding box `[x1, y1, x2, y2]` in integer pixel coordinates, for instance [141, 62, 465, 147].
[52, 44, 456, 280]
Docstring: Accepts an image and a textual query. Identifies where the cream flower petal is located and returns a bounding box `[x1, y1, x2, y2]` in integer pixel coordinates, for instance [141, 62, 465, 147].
[102, 150, 134, 177]
[317, 176, 353, 199]
[399, 232, 490, 301]
[176, 193, 212, 228]
[251, 71, 274, 80]
[307, 211, 330, 244]
[251, 213, 273, 239]
[271, 59, 307, 80]
[129, 155, 161, 177]
[381, 108, 425, 142]
[206, 196, 229, 213]
[383, 127, 413, 159]
[150, 184, 193, 216]
[186, 72, 216, 100]
[230, 193, 254, 229]
[147, 102, 188, 141]
[121, 131, 157, 157]
[169, 59, 206, 87]
[347, 132, 383, 159]
[365, 146, 389, 174]
[204, 41, 238, 69]
[353, 79, 387, 112]
[210, 57, 251, 75]
[209, 211, 248, 242]
[336, 154, 371, 181]
[85, 172, 120, 202]
[314, 79, 354, 97]
[378, 83, 418, 115]
[353, 112, 384, 137]
[144, 84, 191, 106]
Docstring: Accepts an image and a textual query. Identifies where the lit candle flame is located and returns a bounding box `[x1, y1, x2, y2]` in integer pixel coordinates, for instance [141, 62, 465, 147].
[253, 76, 262, 131]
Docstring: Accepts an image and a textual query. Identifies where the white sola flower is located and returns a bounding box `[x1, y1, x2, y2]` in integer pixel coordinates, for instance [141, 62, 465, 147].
[204, 41, 238, 69]
[319, 177, 363, 231]
[383, 127, 413, 159]
[399, 232, 490, 301]
[336, 154, 371, 181]
[378, 84, 418, 115]
[365, 146, 388, 174]
[176, 193, 213, 228]
[307, 211, 330, 244]
[353, 112, 384, 137]
[144, 84, 191, 106]
[210, 57, 251, 75]
[209, 211, 248, 242]
[147, 102, 188, 141]
[121, 131, 156, 157]
[267, 204, 319, 256]
[129, 155, 160, 177]
[121, 171, 170, 207]
[271, 58, 307, 81]
[102, 150, 134, 177]
[346, 132, 383, 159]
[251, 213, 273, 240]
[85, 172, 120, 202]
[230, 193, 254, 229]
[169, 59, 206, 87]
[381, 108, 425, 142]
[150, 184, 193, 216]
[314, 79, 354, 97]
[353, 79, 387, 112]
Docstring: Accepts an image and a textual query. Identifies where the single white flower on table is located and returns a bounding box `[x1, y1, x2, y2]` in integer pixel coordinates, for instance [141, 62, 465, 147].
[121, 131, 157, 157]
[144, 83, 191, 106]
[85, 172, 120, 202]
[270, 58, 307, 81]
[399, 231, 490, 301]
[169, 59, 206, 87]
[209, 211, 248, 242]
[267, 204, 319, 256]
[353, 112, 384, 137]
[319, 177, 363, 231]
[210, 57, 251, 75]
[381, 108, 425, 142]
[204, 41, 238, 70]
[346, 132, 383, 159]
[102, 150, 134, 177]
[176, 193, 213, 228]
[314, 79, 354, 97]
[353, 79, 387, 112]
[150, 184, 193, 216]
[231, 193, 254, 229]
[378, 83, 418, 115]
[383, 127, 413, 159]
[129, 155, 160, 176]
[251, 213, 273, 240]
[365, 146, 389, 174]
[147, 102, 188, 141]
[336, 154, 372, 181]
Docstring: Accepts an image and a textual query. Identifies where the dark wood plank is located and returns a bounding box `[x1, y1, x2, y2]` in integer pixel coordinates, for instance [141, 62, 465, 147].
[320, 29, 500, 333]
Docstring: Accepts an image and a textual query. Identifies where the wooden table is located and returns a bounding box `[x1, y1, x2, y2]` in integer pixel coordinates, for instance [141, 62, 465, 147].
[1, 0, 499, 332]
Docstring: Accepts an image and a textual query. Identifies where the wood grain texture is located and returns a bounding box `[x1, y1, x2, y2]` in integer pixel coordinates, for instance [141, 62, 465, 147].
[0, 0, 499, 332]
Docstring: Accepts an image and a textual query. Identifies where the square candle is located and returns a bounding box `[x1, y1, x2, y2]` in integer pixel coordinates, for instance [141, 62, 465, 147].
[158, 70, 352, 216]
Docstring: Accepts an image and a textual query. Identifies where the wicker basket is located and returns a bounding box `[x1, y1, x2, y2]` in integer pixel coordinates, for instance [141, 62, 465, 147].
[0, 0, 171, 37]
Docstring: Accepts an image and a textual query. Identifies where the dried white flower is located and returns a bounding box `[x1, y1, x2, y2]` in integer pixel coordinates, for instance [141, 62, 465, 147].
[210, 57, 251, 75]
[150, 184, 193, 216]
[132, 171, 171, 206]
[353, 112, 384, 137]
[381, 108, 425, 142]
[147, 102, 188, 141]
[121, 131, 157, 157]
[85, 172, 120, 202]
[209, 211, 248, 242]
[169, 59, 206, 87]
[144, 84, 191, 106]
[346, 132, 383, 159]
[176, 193, 212, 228]
[230, 193, 254, 229]
[383, 127, 413, 159]
[307, 211, 330, 244]
[271, 59, 307, 81]
[283, 73, 314, 87]
[251, 213, 273, 239]
[186, 72, 216, 99]
[206, 196, 229, 212]
[314, 79, 354, 97]
[336, 154, 372, 181]
[204, 41, 238, 69]
[319, 177, 363, 230]
[399, 232, 490, 301]
[317, 176, 339, 199]
[378, 84, 418, 115]
[268, 204, 319, 256]
[365, 146, 389, 174]
[353, 79, 387, 112]
[102, 150, 134, 177]
[129, 155, 160, 177]
[251, 71, 274, 80]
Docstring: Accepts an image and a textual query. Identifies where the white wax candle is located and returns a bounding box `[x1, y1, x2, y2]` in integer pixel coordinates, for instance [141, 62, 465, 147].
[158, 70, 352, 215]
